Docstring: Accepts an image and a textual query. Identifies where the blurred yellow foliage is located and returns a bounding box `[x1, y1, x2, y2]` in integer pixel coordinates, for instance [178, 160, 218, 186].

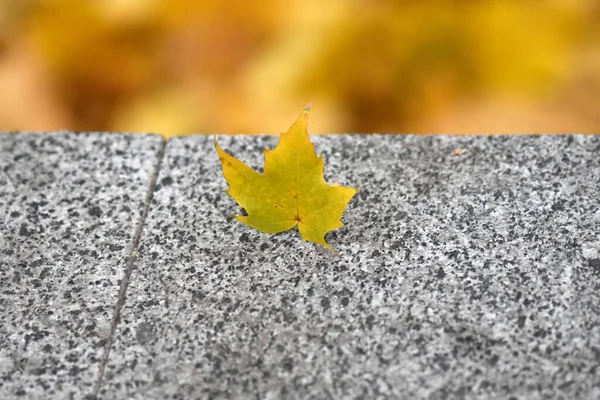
[0, 0, 599, 136]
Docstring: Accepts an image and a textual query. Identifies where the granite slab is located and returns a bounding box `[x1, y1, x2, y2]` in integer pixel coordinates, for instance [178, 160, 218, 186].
[0, 132, 164, 399]
[98, 134, 600, 399]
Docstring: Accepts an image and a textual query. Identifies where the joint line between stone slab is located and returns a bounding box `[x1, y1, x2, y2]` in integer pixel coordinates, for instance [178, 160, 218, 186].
[92, 138, 167, 398]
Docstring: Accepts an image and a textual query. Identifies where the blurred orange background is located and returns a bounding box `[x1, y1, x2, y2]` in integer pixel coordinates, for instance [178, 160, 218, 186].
[1, 0, 599, 137]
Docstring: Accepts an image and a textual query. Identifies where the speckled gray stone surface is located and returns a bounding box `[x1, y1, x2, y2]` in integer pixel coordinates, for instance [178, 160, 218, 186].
[0, 132, 163, 399]
[98, 134, 600, 400]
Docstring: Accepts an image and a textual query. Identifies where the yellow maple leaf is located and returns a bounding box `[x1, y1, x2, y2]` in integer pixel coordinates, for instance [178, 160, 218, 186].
[215, 105, 357, 251]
